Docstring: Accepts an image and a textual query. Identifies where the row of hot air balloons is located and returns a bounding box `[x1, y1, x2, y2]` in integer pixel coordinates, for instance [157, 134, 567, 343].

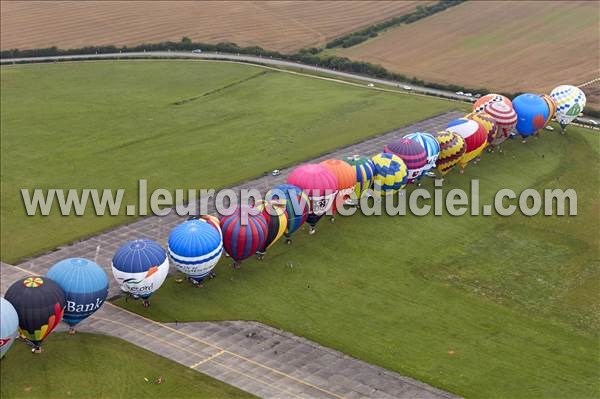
[0, 85, 586, 357]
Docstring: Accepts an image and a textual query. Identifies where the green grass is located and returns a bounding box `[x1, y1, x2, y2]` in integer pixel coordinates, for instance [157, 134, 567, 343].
[116, 127, 600, 399]
[0, 333, 254, 398]
[0, 60, 455, 263]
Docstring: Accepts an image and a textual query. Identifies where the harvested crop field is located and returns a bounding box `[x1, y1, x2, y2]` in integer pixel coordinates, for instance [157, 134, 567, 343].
[0, 0, 424, 53]
[338, 1, 600, 106]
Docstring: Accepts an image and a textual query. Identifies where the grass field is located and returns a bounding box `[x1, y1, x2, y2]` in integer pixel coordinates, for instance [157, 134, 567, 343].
[0, 1, 425, 53]
[0, 333, 254, 398]
[337, 1, 600, 107]
[116, 127, 600, 399]
[0, 60, 455, 263]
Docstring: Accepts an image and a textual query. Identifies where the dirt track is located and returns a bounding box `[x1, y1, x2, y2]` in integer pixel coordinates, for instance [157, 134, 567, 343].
[0, 1, 423, 53]
[339, 1, 599, 106]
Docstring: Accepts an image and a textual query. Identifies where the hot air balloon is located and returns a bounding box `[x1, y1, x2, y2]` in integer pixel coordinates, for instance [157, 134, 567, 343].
[255, 200, 288, 259]
[446, 118, 487, 171]
[266, 184, 309, 244]
[512, 93, 550, 141]
[111, 239, 169, 307]
[434, 131, 466, 176]
[404, 132, 440, 175]
[466, 112, 498, 145]
[371, 152, 408, 195]
[287, 164, 338, 234]
[343, 155, 375, 204]
[200, 214, 221, 233]
[168, 219, 223, 286]
[480, 101, 517, 148]
[473, 94, 512, 113]
[550, 85, 586, 131]
[1, 297, 19, 358]
[4, 276, 65, 352]
[384, 138, 428, 183]
[319, 159, 357, 219]
[540, 94, 557, 127]
[220, 205, 268, 267]
[46, 258, 108, 333]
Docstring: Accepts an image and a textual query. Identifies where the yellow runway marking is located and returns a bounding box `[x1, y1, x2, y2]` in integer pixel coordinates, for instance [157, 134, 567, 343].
[191, 350, 224, 368]
[105, 302, 345, 399]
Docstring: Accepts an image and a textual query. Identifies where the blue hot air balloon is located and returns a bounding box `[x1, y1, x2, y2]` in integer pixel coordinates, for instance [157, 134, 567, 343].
[47, 258, 109, 332]
[1, 297, 19, 358]
[111, 239, 169, 307]
[512, 93, 550, 140]
[266, 184, 309, 244]
[168, 219, 223, 286]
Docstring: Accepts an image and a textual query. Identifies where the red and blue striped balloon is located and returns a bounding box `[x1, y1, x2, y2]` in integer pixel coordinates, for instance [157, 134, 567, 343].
[384, 138, 428, 183]
[220, 206, 268, 267]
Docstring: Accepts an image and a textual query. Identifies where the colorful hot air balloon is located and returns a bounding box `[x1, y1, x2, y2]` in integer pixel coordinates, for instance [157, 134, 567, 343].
[473, 94, 512, 113]
[540, 94, 557, 127]
[4, 276, 65, 352]
[384, 138, 428, 183]
[255, 200, 288, 259]
[550, 85, 586, 130]
[512, 93, 550, 140]
[446, 118, 487, 171]
[466, 112, 498, 144]
[404, 132, 440, 173]
[319, 159, 357, 218]
[111, 239, 169, 307]
[434, 131, 466, 175]
[0, 297, 19, 358]
[266, 184, 309, 244]
[168, 219, 223, 286]
[343, 155, 375, 203]
[371, 152, 408, 195]
[287, 164, 338, 233]
[220, 206, 268, 267]
[480, 101, 517, 147]
[46, 258, 108, 333]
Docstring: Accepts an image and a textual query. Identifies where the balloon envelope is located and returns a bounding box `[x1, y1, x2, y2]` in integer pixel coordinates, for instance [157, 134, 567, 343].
[168, 219, 223, 283]
[550, 85, 586, 126]
[384, 138, 427, 183]
[371, 152, 408, 195]
[434, 131, 466, 175]
[466, 112, 498, 144]
[47, 258, 109, 327]
[473, 94, 512, 113]
[512, 93, 549, 137]
[255, 201, 288, 252]
[4, 276, 65, 346]
[404, 132, 440, 172]
[266, 184, 309, 238]
[112, 239, 169, 299]
[287, 164, 338, 228]
[446, 118, 487, 167]
[343, 155, 375, 200]
[481, 101, 517, 146]
[1, 297, 19, 358]
[540, 94, 557, 127]
[319, 159, 357, 212]
[220, 206, 268, 263]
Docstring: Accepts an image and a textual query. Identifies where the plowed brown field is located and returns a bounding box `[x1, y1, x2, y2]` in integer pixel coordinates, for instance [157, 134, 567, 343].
[0, 0, 424, 53]
[339, 1, 600, 106]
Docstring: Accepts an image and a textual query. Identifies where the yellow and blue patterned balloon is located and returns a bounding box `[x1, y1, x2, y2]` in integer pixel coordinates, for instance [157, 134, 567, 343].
[371, 153, 408, 195]
[550, 85, 586, 126]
